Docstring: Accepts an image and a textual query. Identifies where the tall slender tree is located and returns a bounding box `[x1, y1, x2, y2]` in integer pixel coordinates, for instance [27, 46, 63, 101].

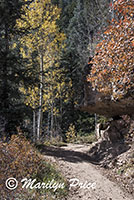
[17, 0, 66, 140]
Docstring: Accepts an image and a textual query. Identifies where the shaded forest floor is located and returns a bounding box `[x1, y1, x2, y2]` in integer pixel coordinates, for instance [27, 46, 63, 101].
[39, 143, 134, 200]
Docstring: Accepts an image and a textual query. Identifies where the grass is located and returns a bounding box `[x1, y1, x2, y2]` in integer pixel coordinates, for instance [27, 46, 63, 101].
[44, 140, 67, 147]
[75, 132, 96, 144]
[32, 161, 69, 200]
[37, 136, 68, 147]
[32, 141, 69, 199]
[16, 160, 68, 200]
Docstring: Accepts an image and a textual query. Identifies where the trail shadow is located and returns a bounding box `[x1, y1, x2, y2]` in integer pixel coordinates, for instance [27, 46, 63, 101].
[37, 141, 130, 166]
[38, 145, 97, 164]
[88, 140, 130, 167]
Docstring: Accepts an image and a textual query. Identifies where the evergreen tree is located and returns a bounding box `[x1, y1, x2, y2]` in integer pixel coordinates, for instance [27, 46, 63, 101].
[55, 0, 110, 137]
[0, 0, 33, 138]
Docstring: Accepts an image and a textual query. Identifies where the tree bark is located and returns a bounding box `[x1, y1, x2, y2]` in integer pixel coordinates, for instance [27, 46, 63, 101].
[47, 111, 50, 137]
[33, 109, 36, 142]
[37, 54, 43, 141]
[50, 100, 54, 138]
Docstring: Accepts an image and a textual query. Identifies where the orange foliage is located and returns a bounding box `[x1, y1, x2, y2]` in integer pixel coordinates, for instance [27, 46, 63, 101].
[88, 0, 134, 99]
[0, 135, 41, 199]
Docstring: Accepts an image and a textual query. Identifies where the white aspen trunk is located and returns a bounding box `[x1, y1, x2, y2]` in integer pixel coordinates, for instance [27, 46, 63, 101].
[59, 84, 63, 136]
[49, 67, 54, 138]
[37, 54, 43, 141]
[60, 84, 63, 119]
[50, 101, 54, 138]
[47, 111, 50, 136]
[33, 109, 36, 142]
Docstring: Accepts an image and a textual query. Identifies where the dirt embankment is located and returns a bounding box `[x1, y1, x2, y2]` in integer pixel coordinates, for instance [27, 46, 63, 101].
[42, 144, 133, 200]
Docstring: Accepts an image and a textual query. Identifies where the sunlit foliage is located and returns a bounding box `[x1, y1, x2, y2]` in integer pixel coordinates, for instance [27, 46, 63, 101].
[88, 0, 134, 100]
[0, 135, 41, 199]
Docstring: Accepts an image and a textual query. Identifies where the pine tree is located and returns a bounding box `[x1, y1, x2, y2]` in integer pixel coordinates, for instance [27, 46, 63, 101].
[0, 0, 33, 138]
[56, 0, 110, 137]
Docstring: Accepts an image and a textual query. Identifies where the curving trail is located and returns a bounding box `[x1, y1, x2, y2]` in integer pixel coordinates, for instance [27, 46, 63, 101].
[43, 144, 133, 200]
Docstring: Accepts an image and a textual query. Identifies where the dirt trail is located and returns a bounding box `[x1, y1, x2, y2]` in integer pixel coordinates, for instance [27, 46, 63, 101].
[43, 144, 133, 200]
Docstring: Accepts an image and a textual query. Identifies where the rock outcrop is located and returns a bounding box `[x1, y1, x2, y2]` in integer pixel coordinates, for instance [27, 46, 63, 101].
[78, 82, 134, 117]
[77, 81, 134, 143]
